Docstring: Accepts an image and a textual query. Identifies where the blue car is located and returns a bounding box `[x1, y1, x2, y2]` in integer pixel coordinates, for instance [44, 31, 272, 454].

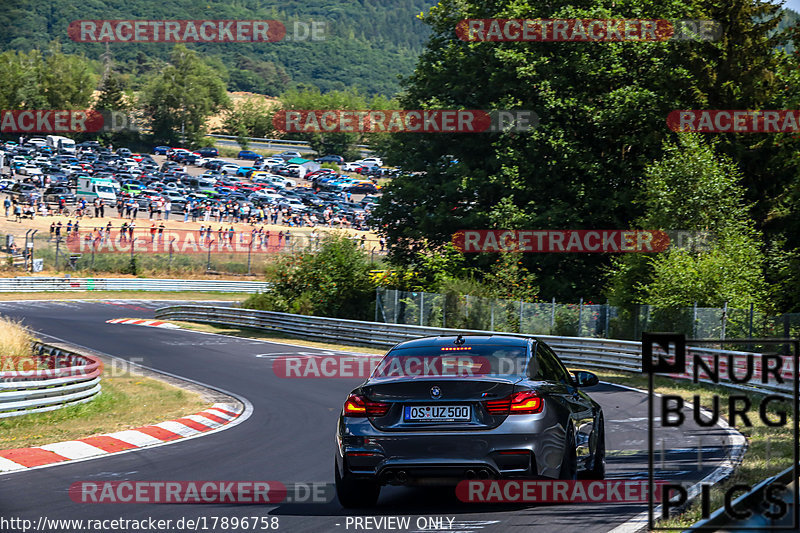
[236, 166, 255, 177]
[153, 146, 170, 155]
[238, 150, 261, 160]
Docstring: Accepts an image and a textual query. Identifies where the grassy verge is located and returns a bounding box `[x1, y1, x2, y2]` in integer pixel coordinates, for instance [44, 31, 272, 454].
[0, 372, 208, 449]
[0, 291, 248, 301]
[595, 370, 794, 528]
[170, 320, 387, 355]
[0, 315, 210, 448]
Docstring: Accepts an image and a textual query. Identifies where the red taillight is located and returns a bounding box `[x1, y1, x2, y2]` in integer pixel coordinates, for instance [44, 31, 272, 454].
[509, 390, 543, 414]
[343, 394, 390, 417]
[484, 391, 543, 415]
[484, 396, 512, 414]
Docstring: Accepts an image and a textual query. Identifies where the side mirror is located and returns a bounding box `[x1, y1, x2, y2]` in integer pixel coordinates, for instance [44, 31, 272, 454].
[571, 370, 599, 388]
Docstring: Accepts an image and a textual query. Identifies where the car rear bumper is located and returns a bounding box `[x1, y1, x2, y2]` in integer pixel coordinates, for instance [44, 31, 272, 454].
[337, 413, 567, 482]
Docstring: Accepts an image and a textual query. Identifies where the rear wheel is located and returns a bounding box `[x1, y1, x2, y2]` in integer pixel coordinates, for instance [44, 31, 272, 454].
[335, 458, 380, 508]
[587, 416, 606, 480]
[558, 423, 578, 480]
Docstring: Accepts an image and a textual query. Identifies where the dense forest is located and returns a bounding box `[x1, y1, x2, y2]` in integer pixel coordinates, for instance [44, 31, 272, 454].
[0, 0, 435, 96]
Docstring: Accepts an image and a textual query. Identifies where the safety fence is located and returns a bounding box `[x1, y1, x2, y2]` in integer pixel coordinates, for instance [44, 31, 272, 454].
[376, 288, 800, 341]
[153, 304, 795, 397]
[0, 276, 270, 293]
[0, 342, 102, 418]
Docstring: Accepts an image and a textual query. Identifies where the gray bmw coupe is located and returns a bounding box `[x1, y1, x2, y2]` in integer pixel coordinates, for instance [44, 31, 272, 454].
[335, 334, 606, 507]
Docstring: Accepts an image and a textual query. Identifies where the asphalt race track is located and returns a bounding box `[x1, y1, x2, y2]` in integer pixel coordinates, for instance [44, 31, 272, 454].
[0, 300, 737, 533]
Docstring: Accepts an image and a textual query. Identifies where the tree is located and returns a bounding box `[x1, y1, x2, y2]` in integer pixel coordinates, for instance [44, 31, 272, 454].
[606, 135, 767, 310]
[94, 73, 128, 112]
[372, 0, 797, 302]
[222, 96, 275, 141]
[140, 45, 230, 147]
[243, 234, 375, 320]
[0, 44, 95, 111]
[273, 86, 395, 158]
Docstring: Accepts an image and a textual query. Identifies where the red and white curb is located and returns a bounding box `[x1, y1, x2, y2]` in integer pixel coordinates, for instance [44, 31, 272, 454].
[106, 318, 180, 329]
[0, 403, 242, 473]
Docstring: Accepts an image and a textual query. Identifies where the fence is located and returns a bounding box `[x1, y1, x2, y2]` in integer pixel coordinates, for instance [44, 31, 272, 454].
[207, 134, 372, 151]
[2, 230, 386, 276]
[376, 288, 800, 341]
[153, 305, 795, 397]
[0, 277, 270, 293]
[0, 342, 102, 418]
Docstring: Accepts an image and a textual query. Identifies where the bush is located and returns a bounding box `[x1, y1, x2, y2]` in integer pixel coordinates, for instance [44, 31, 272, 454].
[243, 233, 375, 320]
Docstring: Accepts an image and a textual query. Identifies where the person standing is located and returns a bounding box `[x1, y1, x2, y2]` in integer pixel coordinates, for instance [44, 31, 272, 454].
[3, 197, 10, 218]
[164, 200, 171, 221]
[99, 201, 105, 219]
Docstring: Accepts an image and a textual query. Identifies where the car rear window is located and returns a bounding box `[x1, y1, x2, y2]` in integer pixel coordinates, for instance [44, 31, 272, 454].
[371, 344, 529, 379]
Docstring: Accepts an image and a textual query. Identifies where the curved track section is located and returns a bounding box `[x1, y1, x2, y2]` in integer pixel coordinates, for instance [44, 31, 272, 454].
[0, 300, 738, 533]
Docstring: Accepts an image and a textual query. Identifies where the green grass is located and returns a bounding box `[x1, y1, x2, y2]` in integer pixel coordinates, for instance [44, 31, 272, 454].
[0, 374, 208, 449]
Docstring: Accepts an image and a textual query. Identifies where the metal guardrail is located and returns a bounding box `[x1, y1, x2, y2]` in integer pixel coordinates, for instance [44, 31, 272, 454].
[152, 305, 794, 397]
[208, 134, 372, 150]
[686, 463, 798, 531]
[0, 277, 270, 293]
[0, 342, 102, 418]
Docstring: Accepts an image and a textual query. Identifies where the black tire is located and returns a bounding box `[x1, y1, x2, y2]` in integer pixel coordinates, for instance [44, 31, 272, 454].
[558, 423, 578, 480]
[334, 458, 380, 508]
[585, 416, 606, 480]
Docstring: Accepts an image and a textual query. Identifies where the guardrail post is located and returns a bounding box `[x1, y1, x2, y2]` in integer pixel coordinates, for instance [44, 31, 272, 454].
[550, 297, 556, 332]
[519, 300, 524, 334]
[374, 288, 380, 323]
[490, 300, 495, 331]
[419, 292, 424, 326]
[577, 298, 583, 336]
[393, 289, 398, 324]
[693, 302, 698, 338]
[721, 301, 728, 340]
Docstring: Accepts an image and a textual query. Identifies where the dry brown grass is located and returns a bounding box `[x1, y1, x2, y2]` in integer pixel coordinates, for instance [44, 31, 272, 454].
[0, 316, 38, 371]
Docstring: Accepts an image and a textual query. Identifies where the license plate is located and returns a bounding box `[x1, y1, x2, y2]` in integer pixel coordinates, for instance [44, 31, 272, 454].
[404, 405, 470, 422]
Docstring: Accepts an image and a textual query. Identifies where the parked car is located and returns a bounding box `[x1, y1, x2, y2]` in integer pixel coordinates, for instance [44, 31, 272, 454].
[315, 154, 344, 164]
[344, 182, 379, 194]
[238, 150, 261, 160]
[197, 147, 219, 157]
[276, 150, 302, 161]
[153, 146, 171, 155]
[43, 186, 76, 204]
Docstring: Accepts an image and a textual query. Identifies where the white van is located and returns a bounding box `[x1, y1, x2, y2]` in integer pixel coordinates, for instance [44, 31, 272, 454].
[76, 177, 117, 204]
[46, 135, 76, 154]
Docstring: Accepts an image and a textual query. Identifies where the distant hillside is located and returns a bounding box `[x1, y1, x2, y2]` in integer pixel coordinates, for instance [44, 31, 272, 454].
[2, 2, 798, 97]
[0, 0, 435, 97]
